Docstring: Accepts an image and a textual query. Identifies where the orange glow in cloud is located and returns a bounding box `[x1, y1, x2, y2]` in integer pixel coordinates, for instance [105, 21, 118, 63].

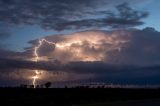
[30, 31, 130, 86]
[32, 31, 130, 63]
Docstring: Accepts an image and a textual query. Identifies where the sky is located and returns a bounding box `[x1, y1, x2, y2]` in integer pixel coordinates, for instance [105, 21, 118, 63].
[0, 0, 160, 87]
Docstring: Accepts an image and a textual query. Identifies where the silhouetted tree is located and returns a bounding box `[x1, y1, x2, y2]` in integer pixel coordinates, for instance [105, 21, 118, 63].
[20, 84, 27, 88]
[65, 86, 68, 88]
[45, 82, 52, 88]
[40, 84, 44, 88]
[101, 85, 105, 88]
[29, 85, 34, 88]
[36, 85, 40, 88]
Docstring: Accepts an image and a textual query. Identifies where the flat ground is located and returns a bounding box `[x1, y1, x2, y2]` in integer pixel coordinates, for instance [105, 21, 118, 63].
[1, 88, 160, 106]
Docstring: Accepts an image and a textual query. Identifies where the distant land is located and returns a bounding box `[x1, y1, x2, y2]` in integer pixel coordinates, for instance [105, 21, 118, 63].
[1, 88, 160, 106]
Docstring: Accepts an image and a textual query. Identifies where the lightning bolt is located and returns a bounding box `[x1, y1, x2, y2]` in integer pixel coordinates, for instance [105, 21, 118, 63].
[31, 36, 129, 88]
[32, 39, 55, 88]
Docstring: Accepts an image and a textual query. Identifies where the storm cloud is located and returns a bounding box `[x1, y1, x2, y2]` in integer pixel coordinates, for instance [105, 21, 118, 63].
[25, 27, 160, 66]
[1, 57, 160, 85]
[0, 0, 149, 31]
[1, 27, 160, 85]
[0, 0, 159, 86]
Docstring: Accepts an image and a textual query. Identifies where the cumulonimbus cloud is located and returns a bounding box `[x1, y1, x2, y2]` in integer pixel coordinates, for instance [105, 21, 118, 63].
[1, 27, 160, 85]
[27, 30, 130, 63]
[26, 27, 160, 66]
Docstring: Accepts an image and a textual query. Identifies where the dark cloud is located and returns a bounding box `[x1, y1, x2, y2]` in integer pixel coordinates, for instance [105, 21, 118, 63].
[1, 58, 160, 85]
[0, 46, 30, 60]
[0, 0, 148, 31]
[54, 3, 148, 30]
[0, 57, 159, 75]
[108, 27, 160, 65]
[105, 2, 148, 28]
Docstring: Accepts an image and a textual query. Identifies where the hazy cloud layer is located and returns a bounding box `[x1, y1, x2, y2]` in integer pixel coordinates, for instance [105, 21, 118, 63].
[0, 0, 148, 31]
[0, 58, 160, 85]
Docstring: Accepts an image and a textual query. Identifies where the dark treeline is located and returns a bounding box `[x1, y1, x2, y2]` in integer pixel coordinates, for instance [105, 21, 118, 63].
[1, 80, 160, 89]
[20, 81, 52, 88]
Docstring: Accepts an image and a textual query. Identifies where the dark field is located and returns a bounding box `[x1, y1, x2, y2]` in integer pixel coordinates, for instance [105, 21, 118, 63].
[1, 88, 160, 106]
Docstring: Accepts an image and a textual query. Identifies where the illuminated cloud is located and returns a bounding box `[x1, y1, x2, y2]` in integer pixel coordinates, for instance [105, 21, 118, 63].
[24, 27, 160, 66]
[1, 27, 160, 85]
[27, 30, 129, 63]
